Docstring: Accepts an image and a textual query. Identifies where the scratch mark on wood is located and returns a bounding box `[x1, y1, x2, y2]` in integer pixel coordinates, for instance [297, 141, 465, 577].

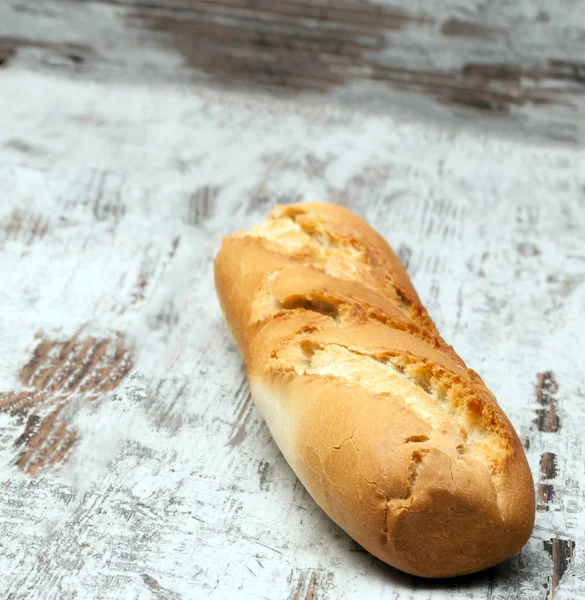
[169, 236, 180, 259]
[537, 451, 557, 511]
[305, 572, 318, 600]
[245, 153, 303, 214]
[131, 273, 149, 304]
[534, 371, 560, 433]
[257, 458, 274, 491]
[0, 35, 92, 67]
[150, 375, 189, 430]
[187, 186, 220, 225]
[140, 572, 181, 598]
[397, 244, 412, 271]
[130, 243, 157, 305]
[149, 299, 179, 334]
[141, 573, 160, 590]
[0, 329, 133, 475]
[227, 389, 252, 447]
[290, 572, 306, 600]
[62, 169, 126, 224]
[543, 538, 575, 598]
[517, 242, 542, 257]
[289, 570, 332, 600]
[129, 236, 182, 310]
[463, 60, 585, 85]
[90, 170, 126, 222]
[4, 138, 45, 156]
[93, 192, 126, 222]
[1, 209, 50, 246]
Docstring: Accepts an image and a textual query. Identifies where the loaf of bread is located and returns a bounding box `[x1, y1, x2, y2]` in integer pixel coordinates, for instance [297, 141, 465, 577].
[215, 202, 534, 578]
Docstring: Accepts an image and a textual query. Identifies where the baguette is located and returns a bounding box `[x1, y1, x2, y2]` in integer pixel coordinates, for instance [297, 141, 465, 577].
[214, 202, 535, 578]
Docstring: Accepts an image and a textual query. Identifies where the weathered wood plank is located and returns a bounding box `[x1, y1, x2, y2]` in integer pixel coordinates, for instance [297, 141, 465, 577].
[0, 65, 584, 598]
[1, 0, 585, 142]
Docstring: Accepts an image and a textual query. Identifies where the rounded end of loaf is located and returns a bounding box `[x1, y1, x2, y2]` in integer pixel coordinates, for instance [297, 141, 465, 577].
[378, 408, 536, 578]
[375, 444, 535, 578]
[249, 369, 535, 579]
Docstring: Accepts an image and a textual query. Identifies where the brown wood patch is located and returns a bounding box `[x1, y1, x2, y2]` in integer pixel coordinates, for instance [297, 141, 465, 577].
[537, 451, 558, 511]
[4, 138, 46, 156]
[0, 35, 92, 68]
[287, 569, 334, 600]
[290, 571, 318, 600]
[540, 451, 558, 479]
[440, 18, 500, 39]
[0, 329, 133, 475]
[534, 371, 560, 433]
[543, 538, 575, 598]
[1, 209, 50, 246]
[89, 170, 126, 223]
[187, 185, 221, 225]
[61, 170, 127, 225]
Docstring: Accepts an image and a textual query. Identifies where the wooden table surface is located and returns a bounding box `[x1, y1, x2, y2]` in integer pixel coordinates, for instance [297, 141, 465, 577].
[1, 2, 585, 598]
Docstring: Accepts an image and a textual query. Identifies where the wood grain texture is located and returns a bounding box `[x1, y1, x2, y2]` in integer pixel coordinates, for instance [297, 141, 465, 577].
[0, 330, 133, 475]
[0, 63, 585, 598]
[1, 0, 585, 142]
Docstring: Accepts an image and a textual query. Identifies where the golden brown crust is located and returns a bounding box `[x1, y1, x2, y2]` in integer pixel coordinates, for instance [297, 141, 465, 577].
[214, 201, 535, 578]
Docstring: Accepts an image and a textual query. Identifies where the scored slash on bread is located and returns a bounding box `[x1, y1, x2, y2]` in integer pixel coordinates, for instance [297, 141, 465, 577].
[215, 202, 535, 578]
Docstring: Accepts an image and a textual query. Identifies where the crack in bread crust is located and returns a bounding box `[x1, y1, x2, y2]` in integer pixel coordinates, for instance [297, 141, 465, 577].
[269, 338, 508, 471]
[240, 205, 435, 330]
[249, 265, 455, 354]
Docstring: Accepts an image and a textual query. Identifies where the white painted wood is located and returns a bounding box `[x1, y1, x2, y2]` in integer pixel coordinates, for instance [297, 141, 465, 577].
[0, 65, 584, 599]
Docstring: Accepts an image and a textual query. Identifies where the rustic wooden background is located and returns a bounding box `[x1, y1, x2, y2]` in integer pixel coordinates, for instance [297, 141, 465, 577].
[2, 0, 585, 143]
[1, 1, 585, 598]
